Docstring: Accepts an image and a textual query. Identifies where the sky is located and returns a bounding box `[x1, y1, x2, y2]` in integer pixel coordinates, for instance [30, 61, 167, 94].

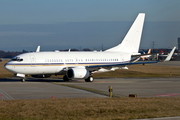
[0, 0, 180, 51]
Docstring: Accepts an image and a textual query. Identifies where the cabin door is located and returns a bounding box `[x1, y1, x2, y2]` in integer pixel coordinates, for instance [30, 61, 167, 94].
[29, 55, 36, 67]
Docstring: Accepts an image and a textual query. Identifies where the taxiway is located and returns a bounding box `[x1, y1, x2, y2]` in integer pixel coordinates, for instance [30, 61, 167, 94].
[0, 77, 180, 100]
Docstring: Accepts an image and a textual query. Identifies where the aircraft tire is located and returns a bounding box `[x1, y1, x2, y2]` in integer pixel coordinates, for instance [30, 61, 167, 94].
[63, 75, 70, 82]
[85, 76, 94, 82]
[21, 78, 25, 82]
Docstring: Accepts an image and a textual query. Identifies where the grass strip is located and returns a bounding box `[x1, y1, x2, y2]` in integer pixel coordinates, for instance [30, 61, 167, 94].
[0, 97, 180, 120]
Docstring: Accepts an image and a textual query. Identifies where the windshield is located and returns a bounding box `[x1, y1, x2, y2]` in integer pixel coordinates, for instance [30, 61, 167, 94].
[11, 57, 23, 62]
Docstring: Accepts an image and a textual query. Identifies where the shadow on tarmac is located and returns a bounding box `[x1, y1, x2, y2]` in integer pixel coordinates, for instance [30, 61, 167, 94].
[0, 77, 79, 82]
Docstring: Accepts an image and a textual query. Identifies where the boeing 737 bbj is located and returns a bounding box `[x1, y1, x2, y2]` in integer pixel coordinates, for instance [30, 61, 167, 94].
[4, 13, 155, 82]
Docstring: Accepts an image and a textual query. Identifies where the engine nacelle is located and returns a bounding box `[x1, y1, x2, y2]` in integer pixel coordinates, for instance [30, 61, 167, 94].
[67, 68, 90, 79]
[31, 74, 51, 78]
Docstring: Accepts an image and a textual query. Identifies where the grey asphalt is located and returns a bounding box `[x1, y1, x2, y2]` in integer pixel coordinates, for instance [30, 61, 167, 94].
[0, 77, 180, 100]
[0, 78, 107, 100]
[132, 116, 180, 120]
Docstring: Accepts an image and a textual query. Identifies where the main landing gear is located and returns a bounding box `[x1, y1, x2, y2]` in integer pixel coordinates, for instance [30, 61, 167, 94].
[63, 75, 71, 82]
[85, 76, 94, 82]
[62, 75, 94, 82]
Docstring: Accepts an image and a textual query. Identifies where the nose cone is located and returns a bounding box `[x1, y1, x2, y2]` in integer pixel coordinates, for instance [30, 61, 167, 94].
[4, 63, 9, 70]
[4, 62, 13, 72]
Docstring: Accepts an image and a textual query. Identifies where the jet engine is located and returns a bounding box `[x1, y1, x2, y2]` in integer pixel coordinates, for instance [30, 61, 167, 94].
[31, 74, 51, 78]
[67, 68, 90, 79]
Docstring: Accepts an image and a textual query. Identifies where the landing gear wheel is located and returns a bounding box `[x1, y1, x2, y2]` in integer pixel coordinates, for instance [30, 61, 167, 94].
[21, 78, 25, 82]
[85, 76, 94, 82]
[63, 75, 70, 82]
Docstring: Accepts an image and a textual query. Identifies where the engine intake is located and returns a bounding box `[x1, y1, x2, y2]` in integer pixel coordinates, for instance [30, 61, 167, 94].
[67, 68, 90, 79]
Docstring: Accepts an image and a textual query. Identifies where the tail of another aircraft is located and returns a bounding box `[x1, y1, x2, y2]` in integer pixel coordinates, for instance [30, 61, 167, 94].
[164, 46, 176, 62]
[147, 49, 152, 54]
[106, 13, 145, 55]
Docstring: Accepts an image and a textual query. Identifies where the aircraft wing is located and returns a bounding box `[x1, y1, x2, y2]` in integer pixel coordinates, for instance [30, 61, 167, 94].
[131, 53, 157, 57]
[88, 61, 158, 69]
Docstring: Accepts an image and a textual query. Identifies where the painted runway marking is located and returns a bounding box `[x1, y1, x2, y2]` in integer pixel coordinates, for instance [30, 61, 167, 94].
[0, 88, 14, 100]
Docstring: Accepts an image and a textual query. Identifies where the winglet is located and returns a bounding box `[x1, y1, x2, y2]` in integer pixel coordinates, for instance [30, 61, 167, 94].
[106, 13, 145, 54]
[36, 46, 40, 52]
[164, 46, 176, 62]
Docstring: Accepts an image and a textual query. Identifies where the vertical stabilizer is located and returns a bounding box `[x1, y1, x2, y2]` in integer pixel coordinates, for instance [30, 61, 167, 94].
[147, 49, 152, 54]
[36, 46, 40, 52]
[106, 13, 145, 54]
[164, 46, 176, 62]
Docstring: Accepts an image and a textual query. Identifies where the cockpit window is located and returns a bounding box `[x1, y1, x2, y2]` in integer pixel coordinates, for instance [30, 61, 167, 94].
[11, 57, 23, 62]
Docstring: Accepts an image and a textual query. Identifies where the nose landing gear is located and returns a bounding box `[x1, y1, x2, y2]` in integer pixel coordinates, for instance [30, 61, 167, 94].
[21, 78, 26, 82]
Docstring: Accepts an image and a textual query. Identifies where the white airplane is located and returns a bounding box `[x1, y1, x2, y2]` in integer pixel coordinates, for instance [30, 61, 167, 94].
[4, 13, 156, 82]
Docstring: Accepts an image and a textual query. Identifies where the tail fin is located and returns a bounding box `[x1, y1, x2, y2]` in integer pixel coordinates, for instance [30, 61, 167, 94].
[147, 49, 152, 54]
[106, 13, 145, 54]
[164, 46, 176, 62]
[36, 46, 40, 52]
